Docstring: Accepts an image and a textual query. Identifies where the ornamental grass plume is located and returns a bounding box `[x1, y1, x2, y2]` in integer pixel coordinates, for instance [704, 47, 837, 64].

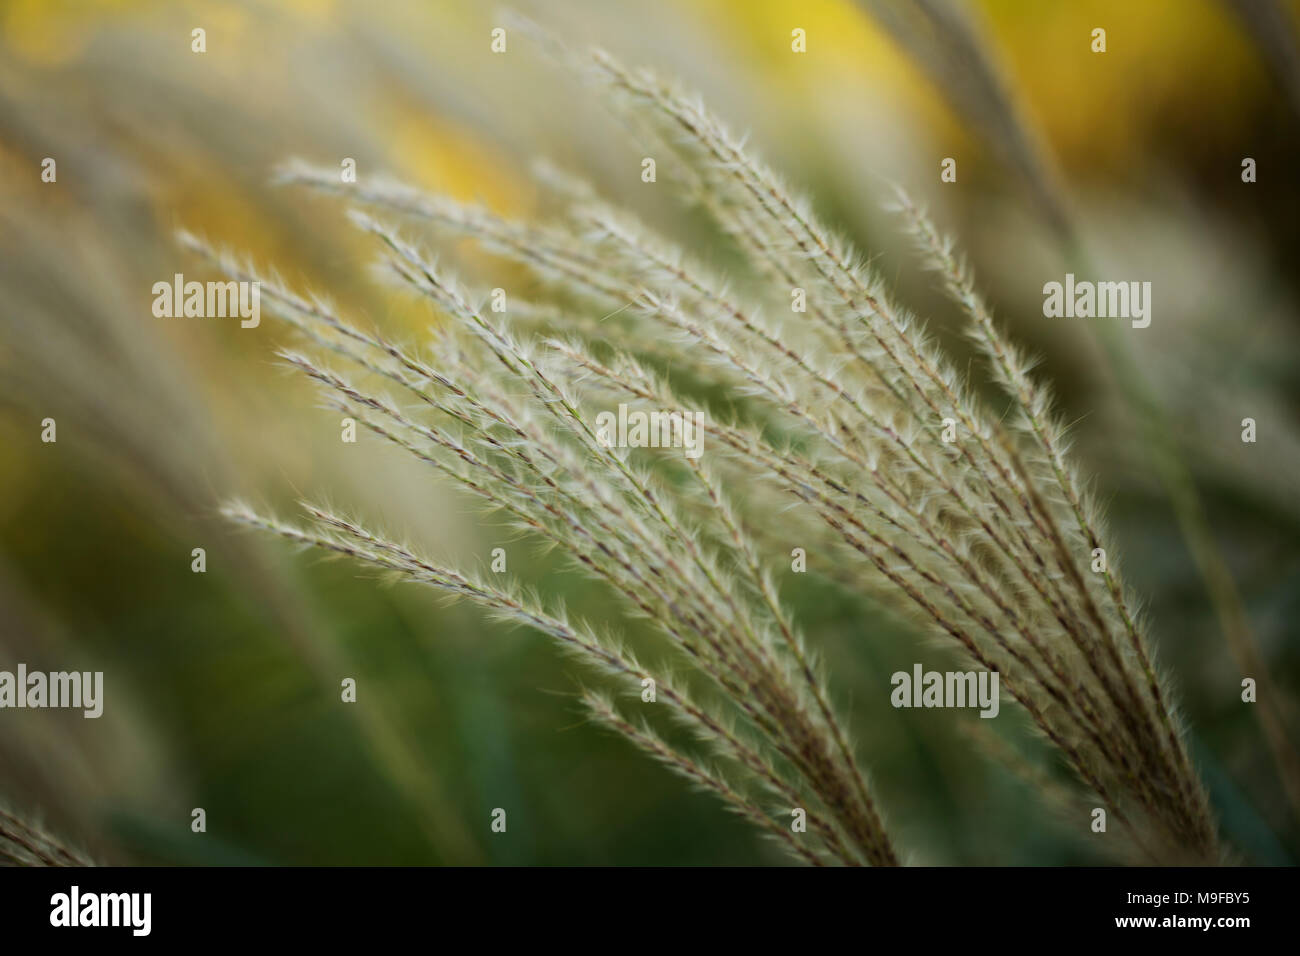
[0, 804, 95, 867]
[188, 45, 1221, 865]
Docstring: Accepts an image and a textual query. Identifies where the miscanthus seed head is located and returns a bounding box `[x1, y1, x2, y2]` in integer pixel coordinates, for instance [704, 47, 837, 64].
[199, 47, 1218, 865]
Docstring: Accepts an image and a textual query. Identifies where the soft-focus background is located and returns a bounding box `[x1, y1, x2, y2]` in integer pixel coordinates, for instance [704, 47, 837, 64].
[1, 0, 1298, 865]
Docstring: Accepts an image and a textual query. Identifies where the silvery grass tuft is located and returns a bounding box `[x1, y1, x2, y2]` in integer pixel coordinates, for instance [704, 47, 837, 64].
[187, 47, 1220, 865]
[0, 804, 95, 867]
